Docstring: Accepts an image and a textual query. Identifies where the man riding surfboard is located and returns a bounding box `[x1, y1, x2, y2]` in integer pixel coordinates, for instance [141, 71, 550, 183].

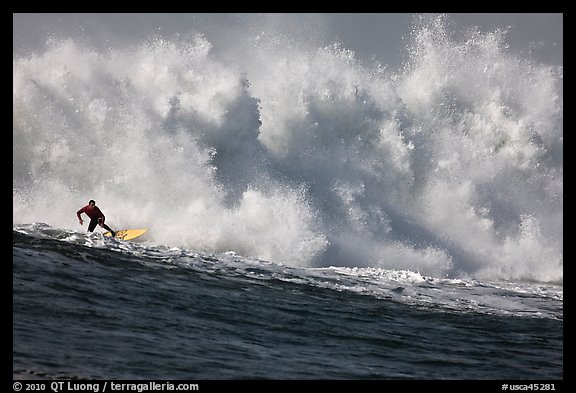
[77, 199, 116, 237]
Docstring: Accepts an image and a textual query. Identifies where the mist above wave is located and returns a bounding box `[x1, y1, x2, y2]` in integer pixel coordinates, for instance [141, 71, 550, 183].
[13, 15, 562, 282]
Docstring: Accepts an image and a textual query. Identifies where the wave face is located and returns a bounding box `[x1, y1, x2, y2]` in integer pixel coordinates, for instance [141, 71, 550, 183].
[13, 15, 563, 282]
[12, 224, 564, 379]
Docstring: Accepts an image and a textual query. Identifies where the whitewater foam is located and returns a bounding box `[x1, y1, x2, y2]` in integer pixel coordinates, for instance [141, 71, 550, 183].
[13, 15, 562, 283]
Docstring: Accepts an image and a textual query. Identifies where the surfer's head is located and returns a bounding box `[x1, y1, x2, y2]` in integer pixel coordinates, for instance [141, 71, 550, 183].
[89, 200, 96, 206]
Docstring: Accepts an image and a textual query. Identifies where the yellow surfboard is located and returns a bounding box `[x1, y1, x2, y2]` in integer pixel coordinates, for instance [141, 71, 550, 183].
[103, 228, 148, 241]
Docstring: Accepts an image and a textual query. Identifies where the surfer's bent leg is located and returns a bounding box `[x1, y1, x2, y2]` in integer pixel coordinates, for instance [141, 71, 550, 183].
[102, 224, 116, 236]
[102, 224, 115, 237]
[88, 218, 98, 232]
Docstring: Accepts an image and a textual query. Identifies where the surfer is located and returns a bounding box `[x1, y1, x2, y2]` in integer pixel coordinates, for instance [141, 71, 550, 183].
[76, 200, 116, 237]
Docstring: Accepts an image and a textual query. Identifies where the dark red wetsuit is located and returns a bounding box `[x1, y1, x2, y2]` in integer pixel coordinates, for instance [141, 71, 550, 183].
[77, 205, 114, 234]
[77, 205, 105, 223]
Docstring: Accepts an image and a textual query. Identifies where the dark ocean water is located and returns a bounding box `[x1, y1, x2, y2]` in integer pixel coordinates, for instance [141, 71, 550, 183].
[13, 225, 563, 381]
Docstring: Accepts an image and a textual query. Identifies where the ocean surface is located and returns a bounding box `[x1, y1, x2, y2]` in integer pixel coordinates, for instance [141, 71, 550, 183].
[12, 224, 563, 380]
[13, 14, 562, 380]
